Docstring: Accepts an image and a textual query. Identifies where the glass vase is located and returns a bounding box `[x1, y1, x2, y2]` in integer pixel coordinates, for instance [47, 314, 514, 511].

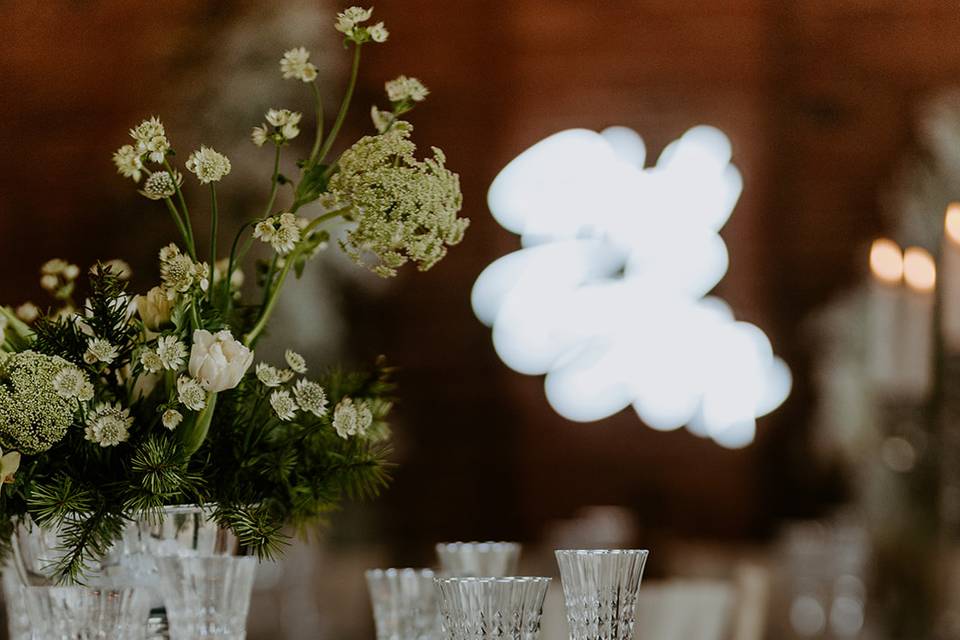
[435, 577, 550, 640]
[3, 560, 30, 640]
[435, 542, 521, 577]
[23, 586, 149, 640]
[366, 568, 439, 640]
[156, 555, 256, 640]
[555, 549, 648, 640]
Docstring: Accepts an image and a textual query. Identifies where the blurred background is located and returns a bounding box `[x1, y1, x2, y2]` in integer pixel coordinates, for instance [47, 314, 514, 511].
[6, 1, 960, 638]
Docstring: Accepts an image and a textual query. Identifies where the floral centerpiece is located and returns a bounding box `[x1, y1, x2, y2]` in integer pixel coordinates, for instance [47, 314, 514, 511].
[0, 6, 467, 583]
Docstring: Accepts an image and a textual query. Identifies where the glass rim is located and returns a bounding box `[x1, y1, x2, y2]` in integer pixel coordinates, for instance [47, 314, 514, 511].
[435, 541, 521, 550]
[365, 567, 436, 578]
[554, 549, 649, 556]
[433, 576, 550, 585]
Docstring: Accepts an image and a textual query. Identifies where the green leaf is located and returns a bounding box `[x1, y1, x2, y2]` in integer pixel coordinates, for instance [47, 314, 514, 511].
[293, 163, 330, 208]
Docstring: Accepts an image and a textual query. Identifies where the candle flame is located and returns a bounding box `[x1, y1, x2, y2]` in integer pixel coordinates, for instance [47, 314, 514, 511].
[946, 203, 960, 244]
[870, 238, 903, 285]
[903, 246, 936, 292]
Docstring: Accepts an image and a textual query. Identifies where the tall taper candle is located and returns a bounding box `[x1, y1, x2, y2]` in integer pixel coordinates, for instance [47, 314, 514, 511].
[942, 203, 960, 352]
[869, 239, 904, 396]
[901, 246, 936, 400]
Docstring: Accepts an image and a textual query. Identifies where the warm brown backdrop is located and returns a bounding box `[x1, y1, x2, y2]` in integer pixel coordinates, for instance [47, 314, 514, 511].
[3, 0, 960, 566]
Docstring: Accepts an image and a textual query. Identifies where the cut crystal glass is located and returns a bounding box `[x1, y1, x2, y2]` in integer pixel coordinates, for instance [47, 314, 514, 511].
[555, 549, 648, 640]
[435, 542, 521, 577]
[435, 576, 550, 640]
[23, 586, 149, 640]
[366, 568, 440, 640]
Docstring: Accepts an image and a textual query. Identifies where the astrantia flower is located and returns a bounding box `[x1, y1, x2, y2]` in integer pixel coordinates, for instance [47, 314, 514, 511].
[270, 389, 298, 421]
[385, 75, 429, 103]
[256, 362, 285, 387]
[139, 170, 183, 200]
[368, 22, 389, 43]
[77, 381, 95, 403]
[335, 6, 374, 40]
[0, 352, 77, 454]
[162, 408, 183, 430]
[265, 108, 302, 141]
[188, 329, 254, 393]
[15, 303, 38, 323]
[42, 259, 68, 275]
[140, 349, 163, 373]
[285, 349, 307, 374]
[328, 122, 468, 276]
[213, 258, 244, 290]
[251, 125, 270, 147]
[52, 366, 90, 400]
[84, 403, 133, 447]
[333, 397, 361, 439]
[40, 274, 58, 291]
[253, 213, 303, 255]
[84, 338, 119, 365]
[113, 144, 144, 182]
[177, 376, 207, 412]
[129, 117, 170, 163]
[156, 335, 187, 371]
[159, 244, 208, 297]
[371, 106, 394, 134]
[280, 47, 318, 83]
[293, 379, 328, 417]
[186, 146, 231, 184]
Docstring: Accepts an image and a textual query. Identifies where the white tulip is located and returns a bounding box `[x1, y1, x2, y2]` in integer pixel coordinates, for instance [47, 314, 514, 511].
[188, 329, 254, 393]
[135, 286, 173, 330]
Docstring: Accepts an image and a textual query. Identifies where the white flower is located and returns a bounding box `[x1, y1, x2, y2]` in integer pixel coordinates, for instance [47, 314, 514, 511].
[177, 376, 207, 411]
[77, 381, 95, 402]
[63, 264, 80, 281]
[0, 448, 20, 484]
[159, 244, 208, 297]
[188, 329, 254, 393]
[156, 335, 187, 371]
[140, 349, 163, 373]
[84, 338, 119, 365]
[285, 349, 307, 374]
[333, 397, 361, 439]
[371, 106, 394, 133]
[253, 213, 303, 255]
[134, 286, 173, 330]
[385, 75, 429, 103]
[139, 170, 183, 200]
[15, 303, 39, 323]
[162, 409, 183, 430]
[270, 389, 298, 421]
[113, 144, 143, 181]
[185, 146, 231, 184]
[335, 6, 373, 36]
[42, 259, 68, 275]
[40, 274, 58, 291]
[213, 259, 244, 290]
[368, 22, 389, 43]
[251, 124, 270, 147]
[84, 403, 133, 447]
[129, 117, 170, 163]
[101, 259, 132, 280]
[293, 379, 328, 417]
[52, 366, 90, 400]
[280, 47, 318, 83]
[256, 362, 285, 387]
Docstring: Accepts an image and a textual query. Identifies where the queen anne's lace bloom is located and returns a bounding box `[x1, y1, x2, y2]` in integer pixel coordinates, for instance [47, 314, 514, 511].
[285, 350, 307, 374]
[186, 146, 231, 184]
[139, 170, 182, 200]
[162, 409, 183, 430]
[385, 76, 429, 103]
[84, 403, 133, 447]
[0, 352, 76, 454]
[280, 47, 318, 82]
[84, 338, 119, 365]
[156, 336, 187, 371]
[113, 145, 144, 182]
[293, 379, 328, 417]
[177, 376, 207, 412]
[328, 122, 468, 276]
[270, 390, 298, 422]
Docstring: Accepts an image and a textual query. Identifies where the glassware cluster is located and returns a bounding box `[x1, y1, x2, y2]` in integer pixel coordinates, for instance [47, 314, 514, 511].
[366, 542, 649, 640]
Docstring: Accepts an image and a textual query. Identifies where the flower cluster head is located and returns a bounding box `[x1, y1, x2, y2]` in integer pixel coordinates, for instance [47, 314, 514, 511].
[285, 350, 307, 374]
[332, 397, 373, 439]
[130, 117, 171, 164]
[40, 259, 80, 300]
[188, 329, 254, 393]
[139, 170, 183, 200]
[84, 403, 133, 447]
[385, 75, 429, 104]
[293, 379, 328, 417]
[186, 146, 231, 184]
[177, 376, 207, 411]
[334, 6, 387, 43]
[328, 122, 468, 277]
[256, 362, 294, 387]
[162, 408, 183, 430]
[113, 145, 143, 182]
[159, 244, 209, 299]
[141, 335, 187, 373]
[84, 337, 119, 366]
[280, 47, 318, 83]
[252, 109, 302, 147]
[253, 213, 305, 255]
[52, 365, 94, 402]
[0, 352, 79, 454]
[270, 389, 298, 422]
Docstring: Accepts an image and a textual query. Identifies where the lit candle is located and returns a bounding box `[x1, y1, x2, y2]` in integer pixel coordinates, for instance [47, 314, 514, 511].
[901, 246, 936, 400]
[869, 239, 904, 395]
[942, 203, 960, 351]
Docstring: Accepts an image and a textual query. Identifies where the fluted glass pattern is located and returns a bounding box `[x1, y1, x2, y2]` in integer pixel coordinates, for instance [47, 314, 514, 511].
[23, 586, 149, 640]
[435, 542, 521, 577]
[555, 549, 648, 640]
[435, 577, 550, 640]
[156, 555, 256, 640]
[366, 568, 439, 640]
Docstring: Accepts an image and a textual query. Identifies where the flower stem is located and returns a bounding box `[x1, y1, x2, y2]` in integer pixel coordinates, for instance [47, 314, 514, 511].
[263, 145, 282, 218]
[180, 392, 218, 456]
[208, 184, 218, 304]
[314, 44, 361, 165]
[164, 160, 197, 259]
[308, 81, 325, 164]
[163, 198, 193, 255]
